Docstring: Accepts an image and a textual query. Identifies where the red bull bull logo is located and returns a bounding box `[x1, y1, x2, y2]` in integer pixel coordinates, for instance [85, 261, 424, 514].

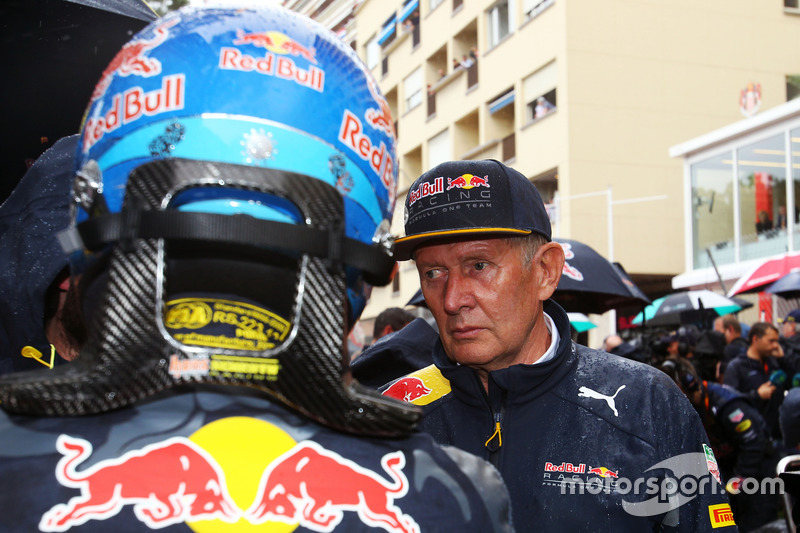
[246, 441, 419, 533]
[383, 377, 432, 403]
[445, 174, 491, 191]
[587, 466, 619, 478]
[91, 19, 178, 102]
[234, 30, 317, 63]
[41, 422, 421, 532]
[40, 435, 240, 531]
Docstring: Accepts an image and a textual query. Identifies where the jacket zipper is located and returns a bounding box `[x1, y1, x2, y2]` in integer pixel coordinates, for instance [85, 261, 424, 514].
[484, 392, 506, 468]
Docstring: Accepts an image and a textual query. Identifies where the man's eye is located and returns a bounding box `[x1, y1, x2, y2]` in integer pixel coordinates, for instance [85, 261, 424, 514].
[474, 262, 488, 271]
[424, 269, 440, 280]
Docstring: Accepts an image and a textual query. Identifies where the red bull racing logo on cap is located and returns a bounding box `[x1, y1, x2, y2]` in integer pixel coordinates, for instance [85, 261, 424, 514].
[220, 30, 325, 93]
[41, 418, 420, 532]
[445, 174, 490, 191]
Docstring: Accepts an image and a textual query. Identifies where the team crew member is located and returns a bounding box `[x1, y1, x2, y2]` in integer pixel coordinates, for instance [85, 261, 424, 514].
[384, 159, 736, 531]
[662, 357, 778, 531]
[0, 8, 513, 532]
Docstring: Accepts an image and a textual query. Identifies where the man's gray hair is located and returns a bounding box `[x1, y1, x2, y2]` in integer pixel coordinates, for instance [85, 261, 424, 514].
[506, 233, 549, 266]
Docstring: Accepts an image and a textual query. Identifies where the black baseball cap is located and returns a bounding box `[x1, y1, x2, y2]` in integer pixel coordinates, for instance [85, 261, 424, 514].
[393, 159, 552, 261]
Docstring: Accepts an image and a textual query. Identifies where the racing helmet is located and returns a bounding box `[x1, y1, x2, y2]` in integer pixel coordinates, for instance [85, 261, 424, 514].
[0, 6, 419, 437]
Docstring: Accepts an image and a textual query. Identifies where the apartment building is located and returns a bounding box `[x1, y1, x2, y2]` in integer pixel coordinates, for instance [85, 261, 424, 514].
[287, 0, 800, 339]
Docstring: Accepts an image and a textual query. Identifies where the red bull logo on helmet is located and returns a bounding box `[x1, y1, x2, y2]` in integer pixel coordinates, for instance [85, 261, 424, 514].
[82, 74, 185, 153]
[445, 174, 491, 191]
[234, 30, 317, 63]
[91, 19, 178, 102]
[246, 441, 420, 533]
[338, 109, 396, 205]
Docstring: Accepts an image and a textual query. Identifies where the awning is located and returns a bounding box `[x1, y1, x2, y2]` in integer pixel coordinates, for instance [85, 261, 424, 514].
[398, 0, 419, 23]
[377, 14, 397, 46]
[489, 91, 515, 114]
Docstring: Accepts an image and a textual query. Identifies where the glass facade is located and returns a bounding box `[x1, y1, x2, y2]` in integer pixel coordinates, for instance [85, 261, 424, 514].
[690, 126, 800, 269]
[692, 153, 734, 269]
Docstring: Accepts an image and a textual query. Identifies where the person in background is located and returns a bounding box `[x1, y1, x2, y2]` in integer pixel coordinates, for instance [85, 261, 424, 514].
[0, 134, 85, 375]
[662, 356, 777, 532]
[778, 310, 800, 385]
[724, 322, 790, 439]
[717, 314, 749, 379]
[371, 307, 415, 344]
[383, 158, 735, 531]
[0, 8, 513, 532]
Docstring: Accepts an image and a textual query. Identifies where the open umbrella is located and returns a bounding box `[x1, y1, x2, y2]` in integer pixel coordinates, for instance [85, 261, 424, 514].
[766, 271, 800, 299]
[567, 313, 597, 333]
[0, 0, 158, 204]
[632, 290, 743, 328]
[551, 239, 650, 314]
[727, 251, 800, 296]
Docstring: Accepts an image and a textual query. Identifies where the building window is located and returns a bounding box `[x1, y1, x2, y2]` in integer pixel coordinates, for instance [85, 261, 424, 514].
[366, 36, 380, 70]
[691, 153, 735, 269]
[378, 13, 397, 48]
[737, 133, 788, 261]
[404, 67, 423, 112]
[689, 130, 800, 269]
[786, 0, 799, 9]
[788, 75, 800, 101]
[428, 128, 450, 169]
[430, 0, 444, 10]
[524, 61, 557, 123]
[487, 0, 512, 49]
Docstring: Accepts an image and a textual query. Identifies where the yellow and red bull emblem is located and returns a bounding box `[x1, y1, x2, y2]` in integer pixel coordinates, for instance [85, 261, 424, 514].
[445, 173, 490, 191]
[41, 417, 421, 533]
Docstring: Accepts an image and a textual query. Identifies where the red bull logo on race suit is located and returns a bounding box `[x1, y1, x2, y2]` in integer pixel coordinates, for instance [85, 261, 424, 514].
[41, 425, 420, 532]
[383, 377, 432, 403]
[40, 435, 239, 531]
[246, 441, 420, 533]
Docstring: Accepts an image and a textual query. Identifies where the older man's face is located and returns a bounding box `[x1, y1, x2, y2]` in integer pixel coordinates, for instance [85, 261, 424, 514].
[414, 237, 561, 374]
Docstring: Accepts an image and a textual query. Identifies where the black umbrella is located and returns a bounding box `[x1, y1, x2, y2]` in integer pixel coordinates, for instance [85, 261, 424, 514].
[0, 0, 157, 204]
[632, 290, 744, 328]
[766, 271, 800, 299]
[551, 239, 650, 314]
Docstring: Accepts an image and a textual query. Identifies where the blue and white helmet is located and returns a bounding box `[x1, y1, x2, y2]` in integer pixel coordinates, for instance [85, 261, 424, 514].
[18, 6, 421, 435]
[72, 5, 397, 322]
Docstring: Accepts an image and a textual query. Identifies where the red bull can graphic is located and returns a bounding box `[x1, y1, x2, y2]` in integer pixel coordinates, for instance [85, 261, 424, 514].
[40, 435, 240, 531]
[91, 19, 178, 102]
[445, 174, 491, 191]
[245, 441, 420, 533]
[383, 377, 432, 403]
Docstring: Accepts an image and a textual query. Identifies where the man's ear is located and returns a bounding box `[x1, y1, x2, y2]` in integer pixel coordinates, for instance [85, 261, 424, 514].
[535, 241, 565, 301]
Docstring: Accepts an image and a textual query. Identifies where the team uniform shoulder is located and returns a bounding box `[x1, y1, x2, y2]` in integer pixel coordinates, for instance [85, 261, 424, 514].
[381, 365, 451, 406]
